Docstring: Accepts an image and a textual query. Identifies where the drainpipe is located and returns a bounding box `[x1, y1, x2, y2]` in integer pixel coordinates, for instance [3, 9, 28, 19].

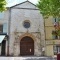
[7, 7, 11, 56]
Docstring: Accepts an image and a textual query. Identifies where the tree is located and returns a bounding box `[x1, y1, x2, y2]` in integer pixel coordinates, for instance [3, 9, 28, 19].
[0, 0, 6, 12]
[37, 0, 60, 18]
[37, 0, 60, 38]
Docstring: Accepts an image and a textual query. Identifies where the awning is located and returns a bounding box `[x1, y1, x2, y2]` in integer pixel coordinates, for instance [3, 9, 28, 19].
[0, 35, 5, 43]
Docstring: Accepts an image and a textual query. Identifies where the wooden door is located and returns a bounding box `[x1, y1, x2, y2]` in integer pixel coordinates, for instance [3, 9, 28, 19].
[1, 40, 6, 56]
[20, 36, 34, 56]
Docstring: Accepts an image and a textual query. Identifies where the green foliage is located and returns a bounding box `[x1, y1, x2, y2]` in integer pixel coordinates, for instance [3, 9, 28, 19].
[37, 0, 60, 18]
[0, 0, 6, 12]
[52, 31, 57, 35]
[52, 30, 60, 36]
[57, 30, 60, 36]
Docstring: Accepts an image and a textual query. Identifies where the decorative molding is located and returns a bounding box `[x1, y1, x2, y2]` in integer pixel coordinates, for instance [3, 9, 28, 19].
[12, 8, 38, 10]
[46, 40, 60, 45]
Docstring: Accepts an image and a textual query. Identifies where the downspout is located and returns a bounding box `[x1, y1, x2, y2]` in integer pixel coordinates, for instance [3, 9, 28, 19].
[7, 7, 11, 56]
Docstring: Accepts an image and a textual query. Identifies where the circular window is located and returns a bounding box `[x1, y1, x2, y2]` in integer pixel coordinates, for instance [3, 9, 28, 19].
[23, 21, 30, 28]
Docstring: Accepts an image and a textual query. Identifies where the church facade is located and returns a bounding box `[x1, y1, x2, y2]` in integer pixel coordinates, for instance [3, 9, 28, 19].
[8, 1, 45, 56]
[0, 0, 60, 57]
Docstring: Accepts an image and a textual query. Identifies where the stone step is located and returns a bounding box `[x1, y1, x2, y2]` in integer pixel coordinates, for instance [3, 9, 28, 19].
[0, 57, 57, 60]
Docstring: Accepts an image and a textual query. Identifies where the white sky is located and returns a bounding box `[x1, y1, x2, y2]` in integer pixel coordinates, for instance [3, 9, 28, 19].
[6, 0, 38, 7]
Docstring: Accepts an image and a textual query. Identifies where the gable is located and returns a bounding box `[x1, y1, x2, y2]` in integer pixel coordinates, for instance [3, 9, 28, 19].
[11, 1, 38, 9]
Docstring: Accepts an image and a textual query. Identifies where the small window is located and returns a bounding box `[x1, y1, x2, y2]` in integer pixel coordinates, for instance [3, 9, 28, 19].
[53, 45, 57, 55]
[53, 18, 59, 23]
[52, 31, 58, 39]
[0, 12, 4, 19]
[23, 20, 30, 28]
[3, 23, 7, 33]
[0, 25, 3, 33]
[53, 45, 60, 55]
[55, 35, 58, 39]
[52, 35, 58, 39]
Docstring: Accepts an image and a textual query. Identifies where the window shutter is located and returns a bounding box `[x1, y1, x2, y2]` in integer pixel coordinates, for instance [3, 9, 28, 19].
[0, 25, 3, 33]
[3, 23, 7, 33]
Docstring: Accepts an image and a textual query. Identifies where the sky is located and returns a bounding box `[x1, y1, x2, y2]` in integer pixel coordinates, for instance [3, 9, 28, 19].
[6, 0, 38, 7]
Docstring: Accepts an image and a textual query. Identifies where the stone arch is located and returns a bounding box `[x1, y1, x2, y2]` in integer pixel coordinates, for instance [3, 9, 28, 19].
[20, 36, 34, 55]
[19, 33, 36, 41]
[19, 33, 36, 56]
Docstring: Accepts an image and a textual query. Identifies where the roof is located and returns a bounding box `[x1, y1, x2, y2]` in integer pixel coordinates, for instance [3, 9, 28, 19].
[10, 0, 37, 8]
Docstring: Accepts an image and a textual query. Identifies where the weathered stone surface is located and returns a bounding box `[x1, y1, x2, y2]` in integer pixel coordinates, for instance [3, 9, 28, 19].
[9, 1, 45, 56]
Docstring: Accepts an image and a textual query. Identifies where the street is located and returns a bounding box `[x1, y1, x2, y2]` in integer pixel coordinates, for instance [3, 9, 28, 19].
[0, 56, 57, 60]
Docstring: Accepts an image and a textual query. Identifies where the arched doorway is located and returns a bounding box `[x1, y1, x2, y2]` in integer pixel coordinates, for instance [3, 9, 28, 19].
[20, 36, 34, 56]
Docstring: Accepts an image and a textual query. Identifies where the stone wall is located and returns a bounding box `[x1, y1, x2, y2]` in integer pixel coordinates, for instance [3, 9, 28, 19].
[9, 1, 45, 56]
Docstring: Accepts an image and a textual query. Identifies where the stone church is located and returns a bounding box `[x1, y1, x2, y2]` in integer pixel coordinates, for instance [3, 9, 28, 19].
[0, 0, 45, 56]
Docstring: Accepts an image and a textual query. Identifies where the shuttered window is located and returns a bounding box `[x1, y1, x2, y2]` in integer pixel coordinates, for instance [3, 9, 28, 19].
[3, 23, 7, 33]
[53, 45, 60, 55]
[0, 23, 7, 33]
[53, 45, 57, 55]
[0, 25, 3, 33]
[0, 12, 4, 19]
[52, 18, 59, 24]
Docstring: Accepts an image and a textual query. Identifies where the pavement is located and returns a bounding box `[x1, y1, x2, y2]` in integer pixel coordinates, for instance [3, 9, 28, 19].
[0, 56, 57, 60]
